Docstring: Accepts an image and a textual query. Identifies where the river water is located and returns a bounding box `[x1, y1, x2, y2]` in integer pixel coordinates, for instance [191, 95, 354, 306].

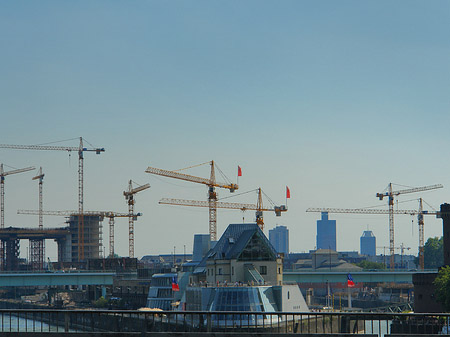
[364, 320, 390, 337]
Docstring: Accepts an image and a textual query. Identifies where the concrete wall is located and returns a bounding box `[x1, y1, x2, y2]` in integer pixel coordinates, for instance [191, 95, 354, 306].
[279, 284, 309, 312]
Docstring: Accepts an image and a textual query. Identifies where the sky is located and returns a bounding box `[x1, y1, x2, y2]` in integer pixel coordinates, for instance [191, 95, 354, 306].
[1, 1, 450, 261]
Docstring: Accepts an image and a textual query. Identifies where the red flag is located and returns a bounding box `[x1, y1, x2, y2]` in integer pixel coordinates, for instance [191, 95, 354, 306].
[238, 166, 242, 177]
[286, 186, 290, 199]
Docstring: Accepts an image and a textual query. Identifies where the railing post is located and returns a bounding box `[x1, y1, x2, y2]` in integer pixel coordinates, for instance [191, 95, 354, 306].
[206, 313, 212, 332]
[64, 312, 69, 332]
[340, 315, 350, 333]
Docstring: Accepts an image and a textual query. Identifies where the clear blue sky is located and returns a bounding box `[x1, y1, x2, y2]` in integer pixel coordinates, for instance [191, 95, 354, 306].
[1, 1, 450, 260]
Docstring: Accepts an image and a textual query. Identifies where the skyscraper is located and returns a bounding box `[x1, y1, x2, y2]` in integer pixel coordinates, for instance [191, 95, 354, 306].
[316, 212, 336, 251]
[360, 230, 376, 256]
[269, 225, 289, 255]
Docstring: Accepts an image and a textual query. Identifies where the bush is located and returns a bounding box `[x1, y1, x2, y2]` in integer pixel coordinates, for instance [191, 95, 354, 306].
[93, 296, 108, 308]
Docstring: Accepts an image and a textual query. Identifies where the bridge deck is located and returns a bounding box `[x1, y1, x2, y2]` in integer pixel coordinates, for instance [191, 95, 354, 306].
[0, 272, 114, 286]
[283, 270, 437, 284]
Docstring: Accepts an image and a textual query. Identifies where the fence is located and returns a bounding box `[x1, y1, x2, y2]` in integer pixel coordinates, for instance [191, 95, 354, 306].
[0, 309, 448, 335]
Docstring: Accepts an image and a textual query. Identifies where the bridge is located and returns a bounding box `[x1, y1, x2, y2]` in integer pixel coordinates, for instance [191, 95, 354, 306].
[283, 269, 437, 284]
[0, 271, 114, 287]
[0, 227, 69, 240]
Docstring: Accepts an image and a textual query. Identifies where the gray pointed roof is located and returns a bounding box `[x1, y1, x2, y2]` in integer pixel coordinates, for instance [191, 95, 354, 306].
[194, 223, 278, 273]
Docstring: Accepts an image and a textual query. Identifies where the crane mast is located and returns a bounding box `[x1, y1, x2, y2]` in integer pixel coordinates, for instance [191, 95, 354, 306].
[31, 167, 45, 270]
[0, 137, 105, 262]
[146, 161, 238, 242]
[418, 198, 425, 270]
[208, 161, 217, 241]
[78, 138, 84, 261]
[123, 180, 150, 258]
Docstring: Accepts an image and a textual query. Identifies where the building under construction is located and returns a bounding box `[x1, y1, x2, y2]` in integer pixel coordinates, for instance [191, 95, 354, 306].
[68, 215, 102, 263]
[0, 215, 102, 270]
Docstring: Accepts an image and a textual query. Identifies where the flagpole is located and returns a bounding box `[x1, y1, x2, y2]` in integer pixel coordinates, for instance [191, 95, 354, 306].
[348, 286, 352, 309]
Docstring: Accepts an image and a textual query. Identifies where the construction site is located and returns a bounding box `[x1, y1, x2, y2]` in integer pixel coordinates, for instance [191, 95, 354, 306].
[0, 138, 445, 275]
[0, 139, 290, 272]
[0, 138, 150, 271]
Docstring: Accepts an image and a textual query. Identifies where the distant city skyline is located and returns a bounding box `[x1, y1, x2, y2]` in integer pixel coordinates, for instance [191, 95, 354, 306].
[1, 1, 449, 259]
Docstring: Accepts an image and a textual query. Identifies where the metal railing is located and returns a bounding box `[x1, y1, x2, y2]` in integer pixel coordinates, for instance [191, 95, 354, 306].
[0, 309, 448, 335]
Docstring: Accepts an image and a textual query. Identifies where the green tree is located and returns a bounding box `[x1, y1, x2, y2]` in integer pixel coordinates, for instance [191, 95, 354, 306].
[434, 265, 450, 311]
[356, 260, 385, 270]
[93, 296, 108, 308]
[424, 236, 443, 269]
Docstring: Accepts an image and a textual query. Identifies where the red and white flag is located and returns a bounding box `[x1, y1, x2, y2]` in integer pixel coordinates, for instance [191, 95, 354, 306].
[286, 186, 291, 199]
[238, 166, 242, 177]
[347, 274, 355, 288]
[172, 276, 180, 292]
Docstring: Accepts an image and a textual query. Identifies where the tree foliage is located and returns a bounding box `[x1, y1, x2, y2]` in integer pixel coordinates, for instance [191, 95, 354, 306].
[434, 265, 450, 311]
[93, 296, 108, 308]
[424, 236, 443, 269]
[356, 260, 385, 270]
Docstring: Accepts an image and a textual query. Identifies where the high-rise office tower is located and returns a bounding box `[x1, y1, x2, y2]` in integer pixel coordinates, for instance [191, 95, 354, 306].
[316, 212, 336, 251]
[269, 225, 289, 255]
[360, 230, 376, 256]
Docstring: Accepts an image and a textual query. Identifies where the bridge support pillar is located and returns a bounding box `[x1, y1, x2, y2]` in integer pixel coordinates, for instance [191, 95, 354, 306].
[3, 238, 19, 271]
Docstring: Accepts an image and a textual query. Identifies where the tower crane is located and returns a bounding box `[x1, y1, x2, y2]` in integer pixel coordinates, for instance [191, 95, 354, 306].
[30, 167, 45, 270]
[0, 164, 35, 269]
[0, 137, 105, 261]
[18, 209, 142, 259]
[306, 206, 439, 270]
[145, 161, 238, 241]
[159, 188, 287, 232]
[123, 180, 150, 258]
[376, 183, 442, 270]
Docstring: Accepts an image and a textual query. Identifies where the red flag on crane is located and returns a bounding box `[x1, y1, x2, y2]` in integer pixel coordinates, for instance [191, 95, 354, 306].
[286, 186, 291, 199]
[238, 166, 242, 177]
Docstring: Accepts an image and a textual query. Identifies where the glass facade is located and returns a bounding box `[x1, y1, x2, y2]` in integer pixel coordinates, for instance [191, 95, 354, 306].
[211, 287, 263, 312]
[146, 273, 177, 310]
[238, 232, 276, 261]
[211, 287, 266, 323]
